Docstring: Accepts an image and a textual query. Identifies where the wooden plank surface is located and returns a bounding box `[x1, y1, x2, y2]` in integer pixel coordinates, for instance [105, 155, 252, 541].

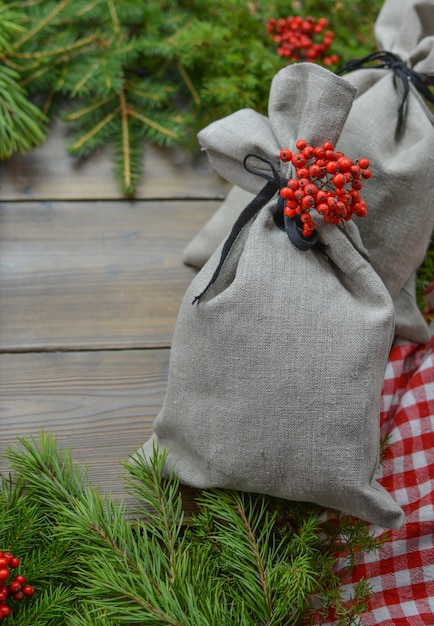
[0, 349, 162, 483]
[0, 348, 200, 513]
[0, 121, 231, 513]
[0, 120, 230, 201]
[0, 199, 218, 351]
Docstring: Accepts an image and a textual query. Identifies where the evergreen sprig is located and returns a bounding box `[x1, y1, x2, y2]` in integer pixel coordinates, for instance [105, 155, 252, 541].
[0, 0, 383, 195]
[0, 433, 385, 625]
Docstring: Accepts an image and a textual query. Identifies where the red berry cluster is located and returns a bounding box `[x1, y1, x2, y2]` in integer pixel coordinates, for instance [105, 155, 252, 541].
[267, 15, 339, 65]
[0, 552, 35, 620]
[279, 140, 371, 238]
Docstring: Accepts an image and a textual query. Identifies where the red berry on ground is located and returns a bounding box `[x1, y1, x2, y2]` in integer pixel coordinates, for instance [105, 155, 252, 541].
[22, 585, 35, 597]
[358, 157, 370, 169]
[9, 581, 22, 593]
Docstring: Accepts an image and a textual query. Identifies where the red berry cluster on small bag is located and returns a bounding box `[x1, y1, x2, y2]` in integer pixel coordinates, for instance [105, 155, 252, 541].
[267, 15, 339, 65]
[0, 552, 35, 620]
[279, 140, 371, 238]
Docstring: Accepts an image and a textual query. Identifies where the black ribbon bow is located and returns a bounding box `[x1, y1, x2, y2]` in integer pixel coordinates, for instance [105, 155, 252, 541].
[337, 50, 434, 125]
[193, 154, 321, 304]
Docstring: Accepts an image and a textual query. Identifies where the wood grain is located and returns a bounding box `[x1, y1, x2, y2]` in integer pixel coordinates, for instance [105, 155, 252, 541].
[0, 199, 218, 351]
[0, 348, 198, 514]
[0, 120, 230, 201]
[0, 124, 227, 518]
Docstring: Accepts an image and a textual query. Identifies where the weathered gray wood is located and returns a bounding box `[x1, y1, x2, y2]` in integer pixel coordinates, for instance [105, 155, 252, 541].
[0, 120, 230, 201]
[0, 348, 198, 514]
[0, 199, 217, 351]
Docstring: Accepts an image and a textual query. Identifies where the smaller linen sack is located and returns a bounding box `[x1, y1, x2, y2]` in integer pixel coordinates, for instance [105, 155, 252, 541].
[141, 64, 404, 529]
[335, 0, 434, 344]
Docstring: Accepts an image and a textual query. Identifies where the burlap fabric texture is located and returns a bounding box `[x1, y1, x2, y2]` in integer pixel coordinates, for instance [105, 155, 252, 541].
[141, 63, 404, 530]
[182, 0, 434, 344]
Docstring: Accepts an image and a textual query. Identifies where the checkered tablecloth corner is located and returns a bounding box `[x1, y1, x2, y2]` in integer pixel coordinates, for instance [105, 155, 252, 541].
[329, 333, 434, 626]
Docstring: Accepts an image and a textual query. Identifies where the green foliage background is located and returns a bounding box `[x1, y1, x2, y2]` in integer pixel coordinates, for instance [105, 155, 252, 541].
[0, 0, 383, 194]
[0, 434, 385, 625]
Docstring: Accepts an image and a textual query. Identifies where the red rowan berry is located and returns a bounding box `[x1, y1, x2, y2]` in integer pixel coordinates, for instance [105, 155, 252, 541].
[295, 139, 307, 150]
[280, 187, 294, 199]
[332, 173, 346, 188]
[284, 206, 297, 218]
[325, 161, 338, 175]
[317, 203, 329, 216]
[337, 157, 352, 172]
[22, 586, 35, 597]
[350, 164, 361, 178]
[351, 179, 363, 190]
[296, 167, 310, 179]
[301, 195, 315, 209]
[304, 183, 318, 196]
[9, 582, 21, 593]
[361, 168, 372, 179]
[309, 164, 322, 178]
[292, 152, 306, 167]
[358, 157, 370, 169]
[313, 146, 325, 159]
[279, 148, 292, 162]
[302, 145, 315, 159]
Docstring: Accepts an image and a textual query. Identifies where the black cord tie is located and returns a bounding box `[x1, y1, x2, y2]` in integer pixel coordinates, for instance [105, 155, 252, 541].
[337, 50, 434, 126]
[192, 154, 320, 304]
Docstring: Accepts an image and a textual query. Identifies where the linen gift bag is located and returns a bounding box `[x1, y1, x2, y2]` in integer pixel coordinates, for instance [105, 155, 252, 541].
[335, 0, 434, 344]
[182, 0, 434, 344]
[141, 63, 404, 529]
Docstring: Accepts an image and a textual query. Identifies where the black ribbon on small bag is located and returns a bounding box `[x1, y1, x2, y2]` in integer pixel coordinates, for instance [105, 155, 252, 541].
[192, 154, 320, 304]
[337, 50, 434, 125]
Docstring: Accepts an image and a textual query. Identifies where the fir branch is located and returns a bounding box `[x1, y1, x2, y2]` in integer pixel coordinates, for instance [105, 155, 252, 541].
[0, 65, 46, 157]
[176, 61, 200, 105]
[120, 89, 132, 192]
[11, 34, 97, 59]
[127, 108, 178, 140]
[64, 95, 117, 121]
[1, 435, 385, 625]
[13, 0, 74, 49]
[69, 106, 120, 153]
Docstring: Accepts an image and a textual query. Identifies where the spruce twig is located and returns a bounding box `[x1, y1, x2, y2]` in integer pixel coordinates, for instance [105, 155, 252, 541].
[1, 434, 385, 625]
[0, 0, 384, 195]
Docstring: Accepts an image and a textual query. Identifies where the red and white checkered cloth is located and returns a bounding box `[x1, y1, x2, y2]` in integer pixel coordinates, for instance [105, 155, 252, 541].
[330, 333, 434, 625]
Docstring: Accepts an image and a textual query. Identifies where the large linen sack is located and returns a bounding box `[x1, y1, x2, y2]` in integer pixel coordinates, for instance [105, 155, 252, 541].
[141, 64, 404, 529]
[182, 0, 434, 344]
